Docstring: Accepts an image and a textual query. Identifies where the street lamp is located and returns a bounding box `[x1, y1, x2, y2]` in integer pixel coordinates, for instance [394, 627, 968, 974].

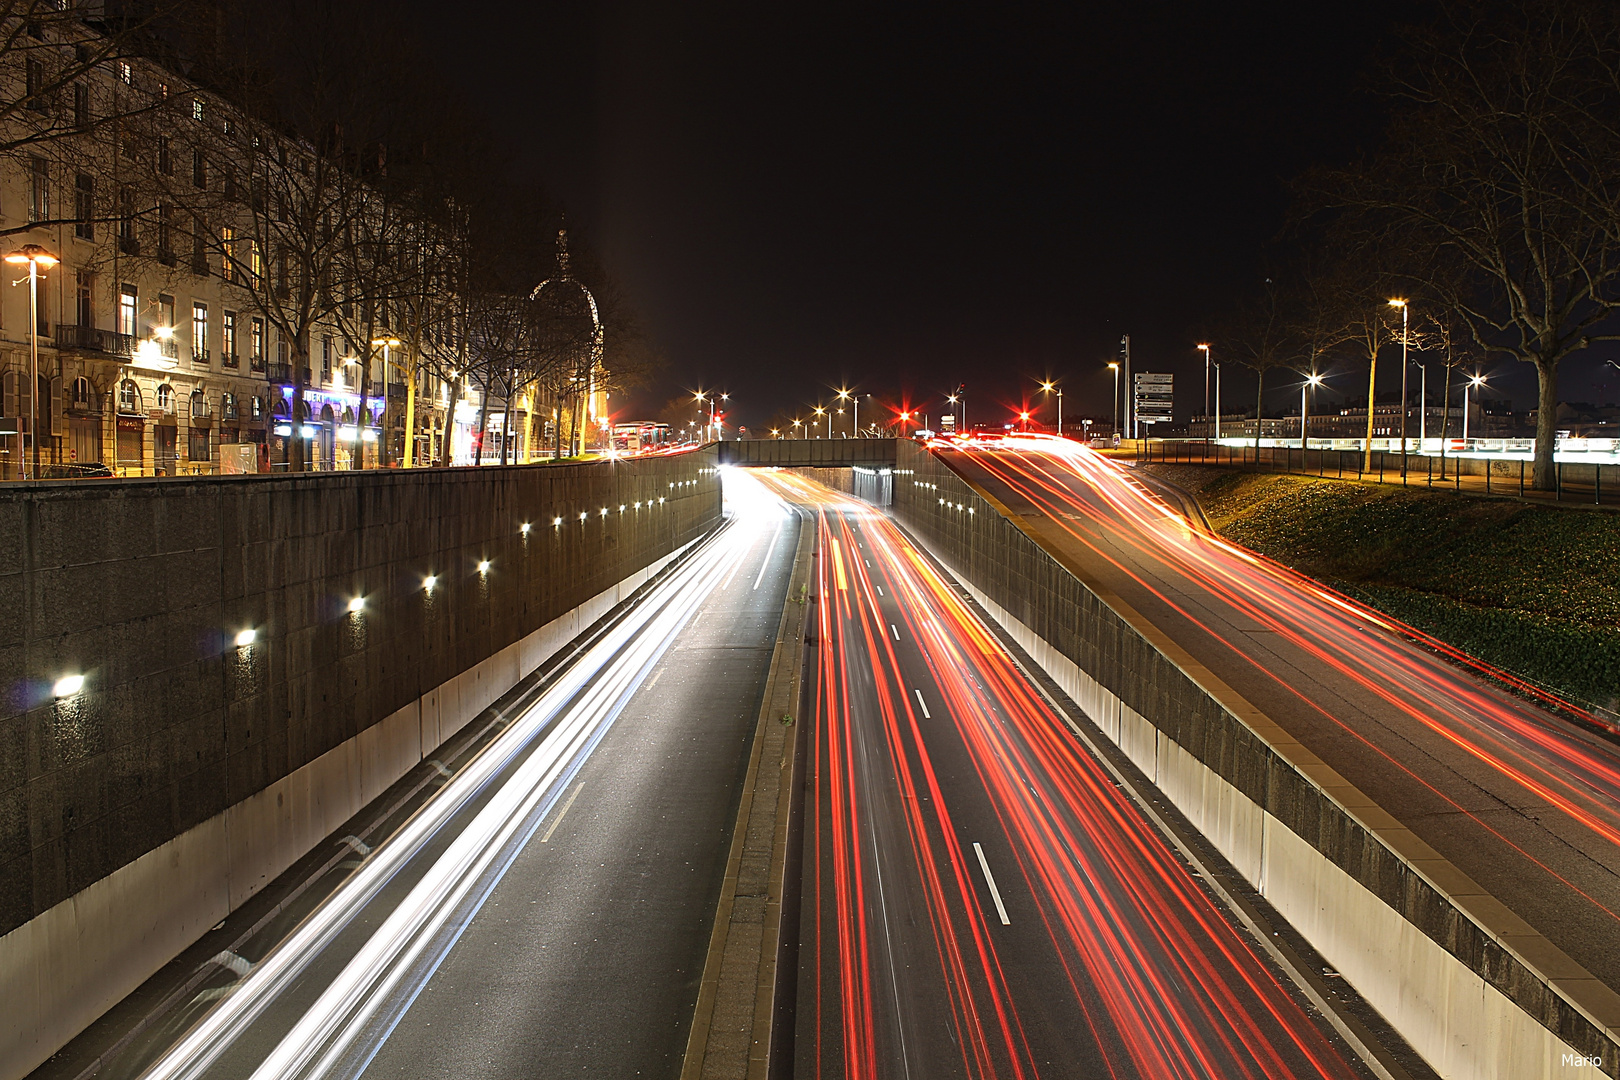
[1019, 410, 1031, 432]
[371, 337, 404, 464]
[1039, 380, 1064, 436]
[1463, 373, 1485, 443]
[1301, 372, 1323, 447]
[1389, 299, 1410, 475]
[814, 405, 828, 439]
[1196, 344, 1212, 445]
[791, 417, 803, 438]
[837, 387, 857, 439]
[5, 245, 57, 478]
[1107, 362, 1120, 445]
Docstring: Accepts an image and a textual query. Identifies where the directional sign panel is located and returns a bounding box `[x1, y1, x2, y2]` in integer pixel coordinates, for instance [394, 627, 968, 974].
[1133, 372, 1174, 426]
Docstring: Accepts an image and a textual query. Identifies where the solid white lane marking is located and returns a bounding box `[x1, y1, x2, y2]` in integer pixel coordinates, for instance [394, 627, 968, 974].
[890, 624, 900, 642]
[542, 783, 586, 843]
[914, 689, 931, 719]
[973, 842, 1011, 925]
[753, 521, 783, 590]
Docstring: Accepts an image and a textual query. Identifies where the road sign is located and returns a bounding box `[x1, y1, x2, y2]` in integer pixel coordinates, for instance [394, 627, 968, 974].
[1133, 372, 1174, 426]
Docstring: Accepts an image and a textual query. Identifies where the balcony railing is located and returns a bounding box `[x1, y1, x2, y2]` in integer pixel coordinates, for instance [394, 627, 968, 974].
[156, 337, 179, 359]
[249, 354, 267, 373]
[55, 324, 136, 358]
[222, 352, 240, 369]
[268, 363, 312, 386]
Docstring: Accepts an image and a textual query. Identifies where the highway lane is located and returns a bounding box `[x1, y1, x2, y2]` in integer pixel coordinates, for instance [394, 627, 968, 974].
[947, 439, 1620, 998]
[759, 470, 1382, 1080]
[47, 470, 797, 1080]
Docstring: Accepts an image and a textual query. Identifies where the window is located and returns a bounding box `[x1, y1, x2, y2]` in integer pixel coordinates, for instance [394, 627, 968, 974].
[156, 383, 174, 414]
[29, 157, 49, 222]
[222, 392, 237, 420]
[25, 60, 44, 112]
[250, 395, 263, 420]
[219, 225, 235, 281]
[117, 61, 132, 85]
[157, 82, 168, 100]
[118, 379, 138, 412]
[74, 173, 93, 239]
[222, 167, 236, 202]
[157, 136, 172, 175]
[222, 116, 232, 136]
[188, 429, 210, 462]
[276, 335, 288, 365]
[71, 377, 91, 408]
[321, 335, 332, 383]
[118, 284, 136, 335]
[157, 204, 173, 259]
[192, 302, 207, 364]
[249, 240, 263, 285]
[190, 390, 207, 418]
[191, 98, 204, 122]
[250, 316, 264, 370]
[222, 310, 237, 365]
[117, 185, 136, 251]
[191, 216, 206, 274]
[158, 294, 175, 335]
[191, 148, 205, 188]
[74, 83, 89, 129]
[75, 271, 92, 327]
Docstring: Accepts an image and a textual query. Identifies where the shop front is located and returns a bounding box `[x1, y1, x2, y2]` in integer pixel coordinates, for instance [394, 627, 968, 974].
[115, 415, 144, 476]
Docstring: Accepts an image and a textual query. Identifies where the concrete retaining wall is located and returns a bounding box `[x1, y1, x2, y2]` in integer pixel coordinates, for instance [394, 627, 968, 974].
[890, 441, 1617, 1080]
[0, 453, 720, 1077]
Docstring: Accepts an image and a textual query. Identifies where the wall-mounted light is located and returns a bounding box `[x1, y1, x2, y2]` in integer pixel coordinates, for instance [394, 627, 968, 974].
[520, 522, 531, 535]
[553, 517, 563, 527]
[235, 628, 257, 647]
[53, 674, 84, 698]
[348, 596, 365, 613]
[477, 560, 490, 574]
[423, 575, 437, 591]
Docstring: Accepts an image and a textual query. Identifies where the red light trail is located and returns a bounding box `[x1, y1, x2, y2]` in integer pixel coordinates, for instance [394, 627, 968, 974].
[951, 441, 1620, 931]
[757, 470, 1370, 1079]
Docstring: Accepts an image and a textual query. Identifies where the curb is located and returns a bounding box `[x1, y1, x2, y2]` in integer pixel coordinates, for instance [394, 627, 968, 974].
[681, 509, 815, 1080]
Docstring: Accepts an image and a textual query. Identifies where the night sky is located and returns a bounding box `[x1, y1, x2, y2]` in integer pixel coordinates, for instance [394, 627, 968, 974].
[402, 1, 1620, 432]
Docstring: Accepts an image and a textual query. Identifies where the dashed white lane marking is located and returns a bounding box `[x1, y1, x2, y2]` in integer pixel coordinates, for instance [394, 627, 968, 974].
[890, 624, 900, 642]
[541, 784, 586, 843]
[973, 842, 1011, 925]
[914, 689, 931, 719]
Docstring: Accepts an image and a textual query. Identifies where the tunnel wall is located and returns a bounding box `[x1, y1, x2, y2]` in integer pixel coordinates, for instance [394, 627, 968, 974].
[0, 450, 721, 1077]
[889, 441, 1615, 1080]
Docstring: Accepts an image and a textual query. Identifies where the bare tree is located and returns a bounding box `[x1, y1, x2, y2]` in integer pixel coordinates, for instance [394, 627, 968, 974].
[1223, 276, 1297, 455]
[1306, 0, 1620, 489]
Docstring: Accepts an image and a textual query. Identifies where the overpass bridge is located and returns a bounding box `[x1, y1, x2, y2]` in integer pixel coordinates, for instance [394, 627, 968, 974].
[716, 437, 898, 468]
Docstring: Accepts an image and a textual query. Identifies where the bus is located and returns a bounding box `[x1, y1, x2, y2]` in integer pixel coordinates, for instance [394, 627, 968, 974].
[612, 422, 673, 454]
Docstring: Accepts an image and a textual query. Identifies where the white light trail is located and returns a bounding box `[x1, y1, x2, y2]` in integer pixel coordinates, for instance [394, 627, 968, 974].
[139, 475, 779, 1080]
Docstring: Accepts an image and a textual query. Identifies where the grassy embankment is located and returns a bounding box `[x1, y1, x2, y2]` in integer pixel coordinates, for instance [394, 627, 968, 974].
[1145, 465, 1620, 713]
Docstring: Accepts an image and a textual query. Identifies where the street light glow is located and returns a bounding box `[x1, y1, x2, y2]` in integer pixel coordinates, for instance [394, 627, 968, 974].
[1388, 298, 1407, 308]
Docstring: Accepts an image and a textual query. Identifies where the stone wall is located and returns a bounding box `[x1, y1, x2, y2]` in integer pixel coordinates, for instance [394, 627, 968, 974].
[0, 451, 720, 938]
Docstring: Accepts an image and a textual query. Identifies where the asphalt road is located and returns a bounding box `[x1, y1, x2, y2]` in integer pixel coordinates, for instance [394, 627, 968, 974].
[37, 473, 797, 1080]
[759, 470, 1386, 1080]
[948, 442, 1620, 999]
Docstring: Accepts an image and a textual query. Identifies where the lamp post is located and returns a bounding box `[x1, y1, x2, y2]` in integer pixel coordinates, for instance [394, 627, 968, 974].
[837, 387, 857, 439]
[1197, 344, 1211, 446]
[1463, 373, 1484, 443]
[372, 337, 406, 466]
[6, 245, 57, 478]
[1301, 373, 1322, 447]
[1040, 381, 1063, 436]
[814, 405, 828, 439]
[1019, 410, 1031, 432]
[1107, 362, 1120, 445]
[791, 417, 803, 438]
[1389, 299, 1409, 476]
